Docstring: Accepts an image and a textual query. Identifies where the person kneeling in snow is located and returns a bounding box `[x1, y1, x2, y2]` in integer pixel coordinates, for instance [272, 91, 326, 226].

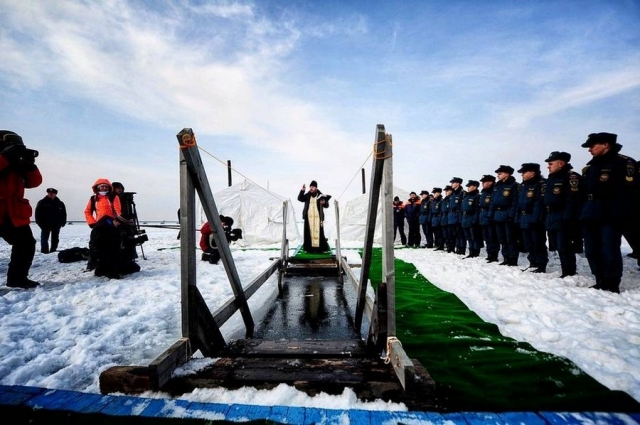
[199, 215, 242, 264]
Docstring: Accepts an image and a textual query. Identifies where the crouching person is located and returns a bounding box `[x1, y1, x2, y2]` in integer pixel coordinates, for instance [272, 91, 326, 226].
[199, 215, 242, 265]
[84, 178, 123, 279]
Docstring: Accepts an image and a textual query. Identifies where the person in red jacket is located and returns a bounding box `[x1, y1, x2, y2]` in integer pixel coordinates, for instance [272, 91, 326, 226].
[84, 178, 123, 279]
[200, 215, 240, 264]
[0, 130, 43, 289]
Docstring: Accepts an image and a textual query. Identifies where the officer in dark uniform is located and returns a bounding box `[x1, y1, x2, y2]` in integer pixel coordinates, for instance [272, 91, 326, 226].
[516, 163, 548, 272]
[441, 185, 454, 252]
[489, 165, 520, 266]
[430, 188, 445, 250]
[418, 190, 433, 248]
[461, 180, 482, 258]
[543, 151, 584, 278]
[580, 132, 637, 293]
[478, 174, 499, 262]
[404, 191, 421, 247]
[392, 196, 407, 245]
[448, 177, 467, 255]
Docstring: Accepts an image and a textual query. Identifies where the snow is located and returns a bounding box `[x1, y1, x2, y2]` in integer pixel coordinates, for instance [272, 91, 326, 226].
[1, 223, 639, 411]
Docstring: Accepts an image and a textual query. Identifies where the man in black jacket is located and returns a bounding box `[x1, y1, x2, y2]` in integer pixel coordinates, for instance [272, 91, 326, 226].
[35, 187, 67, 254]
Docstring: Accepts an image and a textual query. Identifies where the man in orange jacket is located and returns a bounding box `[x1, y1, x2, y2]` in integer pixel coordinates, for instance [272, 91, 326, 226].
[0, 130, 43, 289]
[84, 178, 123, 279]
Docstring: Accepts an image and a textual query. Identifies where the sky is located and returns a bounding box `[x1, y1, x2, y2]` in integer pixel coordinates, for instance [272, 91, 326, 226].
[0, 218, 639, 412]
[1, 0, 640, 221]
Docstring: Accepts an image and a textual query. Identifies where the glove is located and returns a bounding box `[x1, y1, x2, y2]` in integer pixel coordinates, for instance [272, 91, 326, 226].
[1, 144, 26, 164]
[89, 223, 96, 228]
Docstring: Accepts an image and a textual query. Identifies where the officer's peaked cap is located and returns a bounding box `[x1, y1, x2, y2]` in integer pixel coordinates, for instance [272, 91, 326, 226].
[581, 132, 617, 148]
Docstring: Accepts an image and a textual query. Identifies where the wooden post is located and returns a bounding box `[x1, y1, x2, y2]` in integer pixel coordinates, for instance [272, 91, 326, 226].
[381, 134, 396, 337]
[361, 168, 366, 194]
[227, 160, 232, 187]
[177, 128, 255, 339]
[355, 125, 386, 330]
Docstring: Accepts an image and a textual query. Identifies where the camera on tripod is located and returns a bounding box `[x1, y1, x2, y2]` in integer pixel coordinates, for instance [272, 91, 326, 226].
[118, 192, 148, 246]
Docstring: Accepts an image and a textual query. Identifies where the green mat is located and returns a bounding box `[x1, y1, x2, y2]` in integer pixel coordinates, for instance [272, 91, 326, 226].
[292, 246, 334, 260]
[367, 248, 640, 413]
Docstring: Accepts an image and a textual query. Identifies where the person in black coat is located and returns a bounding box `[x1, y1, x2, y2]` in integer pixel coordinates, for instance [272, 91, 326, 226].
[35, 187, 67, 254]
[404, 191, 422, 247]
[543, 151, 584, 278]
[579, 132, 638, 293]
[478, 175, 499, 263]
[515, 163, 548, 272]
[489, 165, 520, 266]
[298, 180, 330, 253]
[392, 196, 407, 245]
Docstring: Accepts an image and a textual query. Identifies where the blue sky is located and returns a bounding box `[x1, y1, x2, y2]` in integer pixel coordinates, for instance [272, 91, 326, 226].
[1, 0, 639, 220]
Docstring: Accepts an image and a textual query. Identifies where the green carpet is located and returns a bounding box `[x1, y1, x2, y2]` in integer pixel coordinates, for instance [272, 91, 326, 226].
[292, 246, 334, 260]
[367, 248, 640, 413]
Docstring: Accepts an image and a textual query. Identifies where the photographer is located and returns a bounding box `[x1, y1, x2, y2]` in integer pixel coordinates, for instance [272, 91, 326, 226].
[111, 182, 144, 274]
[0, 130, 42, 289]
[199, 215, 242, 264]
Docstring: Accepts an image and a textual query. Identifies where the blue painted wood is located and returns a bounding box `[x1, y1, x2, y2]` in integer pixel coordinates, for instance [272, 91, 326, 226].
[498, 411, 547, 424]
[0, 385, 43, 405]
[348, 408, 372, 424]
[0, 385, 638, 424]
[268, 404, 290, 423]
[184, 401, 230, 419]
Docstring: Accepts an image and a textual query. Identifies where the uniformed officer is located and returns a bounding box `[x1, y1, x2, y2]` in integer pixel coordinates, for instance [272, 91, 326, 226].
[516, 163, 548, 273]
[441, 185, 454, 252]
[579, 132, 637, 293]
[461, 180, 482, 258]
[478, 175, 499, 262]
[418, 190, 434, 248]
[392, 196, 407, 246]
[543, 151, 583, 278]
[430, 188, 445, 250]
[405, 191, 422, 247]
[489, 165, 520, 266]
[448, 177, 466, 255]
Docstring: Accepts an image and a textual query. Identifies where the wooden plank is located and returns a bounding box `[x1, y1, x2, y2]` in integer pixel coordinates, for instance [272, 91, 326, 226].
[100, 366, 151, 394]
[222, 338, 370, 358]
[147, 337, 191, 391]
[387, 338, 414, 390]
[211, 259, 280, 328]
[356, 124, 387, 329]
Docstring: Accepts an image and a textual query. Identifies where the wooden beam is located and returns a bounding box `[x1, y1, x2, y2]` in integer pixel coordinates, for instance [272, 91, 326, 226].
[387, 338, 415, 391]
[381, 134, 396, 337]
[176, 128, 255, 338]
[148, 337, 192, 391]
[211, 259, 280, 328]
[355, 124, 387, 329]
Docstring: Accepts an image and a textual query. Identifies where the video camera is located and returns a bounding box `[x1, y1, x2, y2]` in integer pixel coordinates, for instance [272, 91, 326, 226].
[0, 131, 39, 168]
[118, 192, 148, 246]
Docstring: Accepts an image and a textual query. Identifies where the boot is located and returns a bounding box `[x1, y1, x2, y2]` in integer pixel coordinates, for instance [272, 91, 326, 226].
[531, 266, 546, 273]
[508, 257, 518, 266]
[486, 254, 499, 263]
[499, 259, 509, 265]
[603, 278, 620, 294]
[7, 278, 40, 289]
[560, 270, 576, 278]
[590, 277, 605, 290]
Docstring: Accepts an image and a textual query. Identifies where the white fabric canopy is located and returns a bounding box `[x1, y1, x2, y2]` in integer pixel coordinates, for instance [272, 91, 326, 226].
[210, 179, 301, 247]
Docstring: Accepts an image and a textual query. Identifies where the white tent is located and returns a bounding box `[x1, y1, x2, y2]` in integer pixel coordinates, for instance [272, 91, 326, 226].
[209, 179, 301, 247]
[338, 186, 411, 246]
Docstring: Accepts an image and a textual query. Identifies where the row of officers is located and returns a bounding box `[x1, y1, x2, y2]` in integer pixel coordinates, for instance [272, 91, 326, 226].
[392, 132, 638, 294]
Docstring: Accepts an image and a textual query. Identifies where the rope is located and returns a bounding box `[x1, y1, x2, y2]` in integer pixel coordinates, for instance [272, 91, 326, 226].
[336, 149, 373, 201]
[384, 336, 400, 365]
[196, 144, 283, 202]
[180, 133, 197, 149]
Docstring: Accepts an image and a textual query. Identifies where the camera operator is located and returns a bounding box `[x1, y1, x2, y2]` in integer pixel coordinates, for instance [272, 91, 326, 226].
[0, 130, 42, 289]
[199, 215, 242, 264]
